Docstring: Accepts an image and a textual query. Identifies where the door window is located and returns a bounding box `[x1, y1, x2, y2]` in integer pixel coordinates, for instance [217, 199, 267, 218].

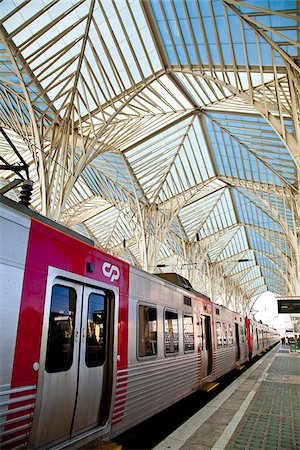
[223, 323, 228, 346]
[86, 293, 107, 367]
[183, 315, 194, 352]
[45, 284, 76, 373]
[228, 323, 233, 345]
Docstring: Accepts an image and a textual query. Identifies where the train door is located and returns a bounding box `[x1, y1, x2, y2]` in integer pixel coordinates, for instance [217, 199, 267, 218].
[33, 280, 114, 447]
[235, 323, 240, 360]
[200, 315, 212, 378]
[72, 285, 111, 434]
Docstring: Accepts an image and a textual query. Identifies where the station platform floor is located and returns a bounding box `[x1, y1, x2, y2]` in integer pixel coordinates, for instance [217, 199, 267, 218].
[153, 343, 300, 450]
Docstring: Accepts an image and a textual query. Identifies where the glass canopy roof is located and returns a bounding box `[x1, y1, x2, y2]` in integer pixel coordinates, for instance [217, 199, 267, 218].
[0, 0, 299, 312]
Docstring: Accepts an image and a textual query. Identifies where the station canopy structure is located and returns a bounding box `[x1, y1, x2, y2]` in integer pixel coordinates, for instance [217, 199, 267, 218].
[0, 0, 299, 314]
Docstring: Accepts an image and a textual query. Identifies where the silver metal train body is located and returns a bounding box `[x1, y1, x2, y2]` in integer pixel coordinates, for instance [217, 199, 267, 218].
[0, 196, 280, 449]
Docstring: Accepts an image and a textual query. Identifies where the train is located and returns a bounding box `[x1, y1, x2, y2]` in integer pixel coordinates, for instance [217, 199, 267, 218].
[0, 194, 280, 449]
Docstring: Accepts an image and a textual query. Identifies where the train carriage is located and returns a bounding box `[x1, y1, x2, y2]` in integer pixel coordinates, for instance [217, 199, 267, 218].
[0, 195, 280, 449]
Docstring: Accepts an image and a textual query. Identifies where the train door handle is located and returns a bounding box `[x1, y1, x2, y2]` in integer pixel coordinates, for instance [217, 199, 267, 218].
[75, 329, 79, 343]
[82, 328, 86, 343]
[33, 362, 39, 371]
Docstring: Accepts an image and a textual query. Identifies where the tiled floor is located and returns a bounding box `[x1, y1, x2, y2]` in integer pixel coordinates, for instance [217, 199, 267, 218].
[226, 352, 300, 450]
[154, 345, 300, 450]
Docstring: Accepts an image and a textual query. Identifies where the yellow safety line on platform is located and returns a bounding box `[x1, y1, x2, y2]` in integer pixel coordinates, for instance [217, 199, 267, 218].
[235, 364, 244, 371]
[201, 382, 219, 392]
[96, 442, 122, 450]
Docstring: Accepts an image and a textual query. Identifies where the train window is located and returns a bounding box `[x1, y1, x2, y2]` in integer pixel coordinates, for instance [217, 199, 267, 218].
[184, 296, 192, 306]
[216, 321, 222, 347]
[241, 325, 245, 343]
[223, 323, 228, 346]
[183, 315, 194, 352]
[45, 284, 76, 373]
[164, 310, 179, 354]
[138, 305, 157, 357]
[86, 293, 107, 367]
[228, 324, 233, 345]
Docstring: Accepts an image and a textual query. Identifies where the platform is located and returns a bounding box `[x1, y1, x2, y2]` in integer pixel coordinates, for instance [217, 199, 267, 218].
[153, 344, 300, 450]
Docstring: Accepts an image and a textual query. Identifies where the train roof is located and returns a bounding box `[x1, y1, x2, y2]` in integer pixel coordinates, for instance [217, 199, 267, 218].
[0, 194, 94, 247]
[154, 272, 211, 301]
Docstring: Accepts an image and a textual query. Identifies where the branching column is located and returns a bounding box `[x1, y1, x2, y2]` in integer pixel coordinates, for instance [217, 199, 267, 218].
[134, 204, 175, 272]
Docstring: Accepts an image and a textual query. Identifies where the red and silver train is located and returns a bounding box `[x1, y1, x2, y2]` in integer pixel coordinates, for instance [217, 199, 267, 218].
[0, 195, 280, 449]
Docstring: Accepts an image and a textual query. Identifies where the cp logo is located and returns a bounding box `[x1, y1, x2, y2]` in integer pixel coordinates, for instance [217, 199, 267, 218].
[102, 262, 120, 282]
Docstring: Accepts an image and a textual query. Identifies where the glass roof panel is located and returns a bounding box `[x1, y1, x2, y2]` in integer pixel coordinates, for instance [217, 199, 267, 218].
[206, 113, 296, 185]
[247, 227, 283, 259]
[236, 188, 295, 231]
[164, 134, 215, 199]
[197, 188, 237, 240]
[125, 116, 194, 201]
[84, 204, 122, 245]
[1, 0, 162, 118]
[0, 41, 52, 121]
[239, 266, 261, 283]
[179, 187, 226, 240]
[233, 190, 284, 233]
[216, 226, 249, 261]
[150, 0, 298, 68]
[208, 226, 241, 261]
[204, 115, 292, 185]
